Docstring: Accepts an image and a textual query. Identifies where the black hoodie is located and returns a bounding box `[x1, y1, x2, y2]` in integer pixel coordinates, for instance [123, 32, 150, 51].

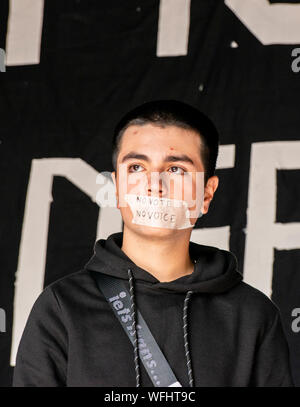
[13, 232, 294, 387]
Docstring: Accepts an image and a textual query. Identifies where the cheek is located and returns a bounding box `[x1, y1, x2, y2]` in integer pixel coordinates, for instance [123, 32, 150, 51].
[182, 173, 205, 214]
[127, 173, 148, 194]
[173, 173, 194, 203]
[119, 205, 132, 220]
[117, 172, 145, 192]
[117, 173, 148, 209]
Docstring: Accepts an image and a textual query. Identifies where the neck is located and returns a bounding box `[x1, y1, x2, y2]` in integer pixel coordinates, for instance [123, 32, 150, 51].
[121, 226, 195, 282]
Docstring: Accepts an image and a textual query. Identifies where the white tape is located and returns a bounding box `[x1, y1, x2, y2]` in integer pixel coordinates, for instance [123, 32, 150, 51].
[125, 193, 194, 230]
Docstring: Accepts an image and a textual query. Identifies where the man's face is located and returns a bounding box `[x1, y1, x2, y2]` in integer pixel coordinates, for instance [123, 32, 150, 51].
[111, 123, 218, 238]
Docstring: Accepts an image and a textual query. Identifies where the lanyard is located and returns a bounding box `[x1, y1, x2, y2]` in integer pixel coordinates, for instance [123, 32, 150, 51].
[92, 271, 182, 387]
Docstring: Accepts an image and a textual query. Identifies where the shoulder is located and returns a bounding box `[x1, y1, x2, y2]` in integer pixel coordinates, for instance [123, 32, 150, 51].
[45, 269, 93, 292]
[236, 281, 280, 315]
[31, 269, 96, 312]
[228, 281, 282, 337]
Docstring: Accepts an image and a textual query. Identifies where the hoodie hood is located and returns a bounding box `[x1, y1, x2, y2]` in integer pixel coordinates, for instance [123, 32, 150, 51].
[84, 231, 243, 387]
[84, 231, 243, 294]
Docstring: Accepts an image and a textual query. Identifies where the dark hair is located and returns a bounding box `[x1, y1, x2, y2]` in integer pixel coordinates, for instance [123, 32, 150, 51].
[112, 99, 219, 185]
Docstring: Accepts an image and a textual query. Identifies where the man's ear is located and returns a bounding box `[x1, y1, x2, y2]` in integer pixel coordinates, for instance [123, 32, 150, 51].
[111, 171, 116, 187]
[111, 171, 119, 208]
[202, 175, 219, 215]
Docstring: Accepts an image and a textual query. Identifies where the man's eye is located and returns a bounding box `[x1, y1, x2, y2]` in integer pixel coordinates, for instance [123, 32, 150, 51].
[169, 166, 185, 174]
[129, 164, 143, 172]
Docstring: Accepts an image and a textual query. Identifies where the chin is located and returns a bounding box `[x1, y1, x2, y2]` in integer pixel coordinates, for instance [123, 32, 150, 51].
[126, 222, 188, 239]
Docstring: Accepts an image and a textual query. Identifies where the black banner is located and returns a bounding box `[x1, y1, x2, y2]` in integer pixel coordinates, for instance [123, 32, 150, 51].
[0, 0, 299, 386]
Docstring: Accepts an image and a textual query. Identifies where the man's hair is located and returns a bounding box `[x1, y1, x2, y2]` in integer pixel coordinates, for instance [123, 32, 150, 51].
[112, 99, 219, 185]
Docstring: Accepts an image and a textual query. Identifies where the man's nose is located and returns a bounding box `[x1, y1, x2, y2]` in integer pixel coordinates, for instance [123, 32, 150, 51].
[147, 171, 167, 197]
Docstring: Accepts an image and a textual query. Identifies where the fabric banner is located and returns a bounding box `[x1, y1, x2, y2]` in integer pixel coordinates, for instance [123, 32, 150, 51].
[0, 0, 299, 386]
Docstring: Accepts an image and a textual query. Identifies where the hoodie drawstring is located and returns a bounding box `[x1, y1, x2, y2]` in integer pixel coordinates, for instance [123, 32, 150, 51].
[183, 290, 194, 387]
[127, 269, 141, 387]
[127, 268, 194, 387]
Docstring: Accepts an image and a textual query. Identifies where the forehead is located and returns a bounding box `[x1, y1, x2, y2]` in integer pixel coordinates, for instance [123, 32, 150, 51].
[119, 123, 202, 155]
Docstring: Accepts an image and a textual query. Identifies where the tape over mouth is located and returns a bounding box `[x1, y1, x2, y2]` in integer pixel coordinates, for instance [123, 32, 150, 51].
[124, 193, 197, 230]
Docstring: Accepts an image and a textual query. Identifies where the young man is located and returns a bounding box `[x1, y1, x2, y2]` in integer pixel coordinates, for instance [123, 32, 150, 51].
[13, 100, 294, 387]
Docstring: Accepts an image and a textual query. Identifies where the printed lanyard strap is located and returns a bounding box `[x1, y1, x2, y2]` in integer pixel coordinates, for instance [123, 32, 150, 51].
[92, 271, 182, 387]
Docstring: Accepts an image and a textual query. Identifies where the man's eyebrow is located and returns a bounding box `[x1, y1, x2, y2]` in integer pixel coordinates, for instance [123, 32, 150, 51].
[121, 152, 195, 165]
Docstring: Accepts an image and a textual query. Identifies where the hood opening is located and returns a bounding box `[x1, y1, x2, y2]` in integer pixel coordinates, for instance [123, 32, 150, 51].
[84, 232, 243, 294]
